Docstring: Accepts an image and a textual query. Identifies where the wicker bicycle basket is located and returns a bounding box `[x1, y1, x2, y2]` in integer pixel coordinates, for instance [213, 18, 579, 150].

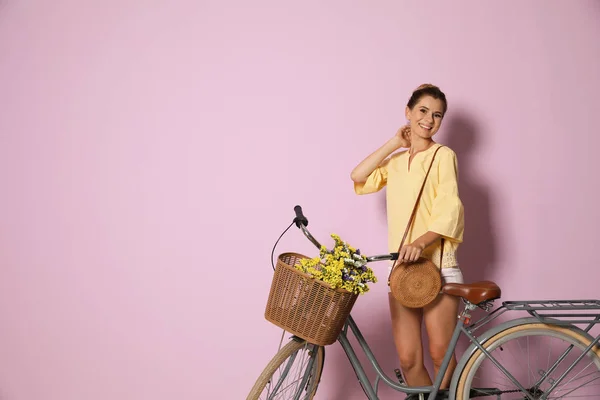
[264, 252, 359, 346]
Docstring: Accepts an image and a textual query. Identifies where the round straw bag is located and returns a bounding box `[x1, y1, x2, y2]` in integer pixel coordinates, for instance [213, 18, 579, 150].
[389, 256, 442, 308]
[388, 145, 444, 308]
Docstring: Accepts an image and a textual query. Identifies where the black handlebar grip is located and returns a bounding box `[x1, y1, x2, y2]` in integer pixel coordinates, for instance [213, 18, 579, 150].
[293, 205, 309, 227]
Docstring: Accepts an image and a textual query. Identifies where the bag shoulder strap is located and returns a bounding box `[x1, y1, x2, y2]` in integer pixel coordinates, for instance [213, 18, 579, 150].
[397, 144, 444, 251]
[388, 144, 445, 281]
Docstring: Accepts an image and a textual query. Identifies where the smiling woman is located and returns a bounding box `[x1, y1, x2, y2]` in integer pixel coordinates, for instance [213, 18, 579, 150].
[350, 83, 465, 391]
[405, 84, 446, 144]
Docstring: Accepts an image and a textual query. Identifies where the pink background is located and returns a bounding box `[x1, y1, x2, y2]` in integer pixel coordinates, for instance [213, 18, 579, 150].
[1, 1, 599, 399]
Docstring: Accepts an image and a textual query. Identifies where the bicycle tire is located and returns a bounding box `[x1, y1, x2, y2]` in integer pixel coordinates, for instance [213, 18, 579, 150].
[246, 337, 325, 400]
[454, 323, 600, 399]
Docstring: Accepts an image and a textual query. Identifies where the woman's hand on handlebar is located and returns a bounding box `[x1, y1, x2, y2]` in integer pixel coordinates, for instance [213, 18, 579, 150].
[397, 241, 425, 263]
[396, 232, 442, 264]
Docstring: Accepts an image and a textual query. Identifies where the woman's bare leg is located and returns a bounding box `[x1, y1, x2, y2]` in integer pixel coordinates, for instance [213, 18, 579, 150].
[423, 294, 460, 389]
[388, 293, 432, 386]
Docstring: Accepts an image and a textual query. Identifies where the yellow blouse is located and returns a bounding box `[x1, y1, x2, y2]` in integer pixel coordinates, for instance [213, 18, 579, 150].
[354, 144, 464, 269]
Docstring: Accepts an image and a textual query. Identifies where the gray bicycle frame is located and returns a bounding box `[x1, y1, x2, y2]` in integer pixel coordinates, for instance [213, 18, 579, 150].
[334, 308, 600, 400]
[335, 313, 463, 400]
[296, 224, 600, 400]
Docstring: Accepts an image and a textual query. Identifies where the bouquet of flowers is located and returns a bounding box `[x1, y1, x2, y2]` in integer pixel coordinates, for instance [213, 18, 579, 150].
[295, 234, 377, 295]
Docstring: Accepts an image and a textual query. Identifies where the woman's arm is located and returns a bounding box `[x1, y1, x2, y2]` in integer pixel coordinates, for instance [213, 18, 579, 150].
[398, 231, 442, 263]
[350, 126, 411, 183]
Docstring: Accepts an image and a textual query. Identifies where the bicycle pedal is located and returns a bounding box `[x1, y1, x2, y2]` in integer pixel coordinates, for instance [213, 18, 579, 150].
[403, 394, 423, 400]
[404, 390, 449, 400]
[394, 368, 405, 384]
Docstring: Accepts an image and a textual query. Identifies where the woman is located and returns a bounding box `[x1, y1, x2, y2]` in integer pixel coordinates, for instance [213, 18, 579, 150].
[350, 84, 465, 390]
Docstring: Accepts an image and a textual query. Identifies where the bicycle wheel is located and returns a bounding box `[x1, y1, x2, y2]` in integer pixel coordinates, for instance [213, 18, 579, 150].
[454, 323, 600, 399]
[246, 337, 325, 400]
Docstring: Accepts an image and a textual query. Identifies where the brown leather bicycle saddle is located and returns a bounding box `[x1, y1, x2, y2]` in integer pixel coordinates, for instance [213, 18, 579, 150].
[441, 281, 501, 304]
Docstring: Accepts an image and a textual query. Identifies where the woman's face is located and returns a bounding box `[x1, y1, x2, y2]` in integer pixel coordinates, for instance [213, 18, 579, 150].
[405, 95, 445, 140]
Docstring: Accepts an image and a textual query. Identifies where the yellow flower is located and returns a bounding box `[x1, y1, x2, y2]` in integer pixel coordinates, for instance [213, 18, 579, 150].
[294, 233, 377, 295]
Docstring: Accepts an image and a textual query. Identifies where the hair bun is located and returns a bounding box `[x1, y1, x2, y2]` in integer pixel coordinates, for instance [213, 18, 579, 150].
[406, 83, 448, 113]
[416, 83, 439, 91]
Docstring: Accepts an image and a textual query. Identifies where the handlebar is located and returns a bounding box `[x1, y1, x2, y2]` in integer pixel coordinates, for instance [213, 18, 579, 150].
[292, 205, 399, 263]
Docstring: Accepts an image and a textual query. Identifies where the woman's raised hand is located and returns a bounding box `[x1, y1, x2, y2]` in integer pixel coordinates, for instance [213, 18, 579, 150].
[394, 124, 411, 149]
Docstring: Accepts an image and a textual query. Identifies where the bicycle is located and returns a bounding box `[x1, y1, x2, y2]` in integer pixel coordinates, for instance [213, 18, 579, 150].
[247, 206, 600, 399]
